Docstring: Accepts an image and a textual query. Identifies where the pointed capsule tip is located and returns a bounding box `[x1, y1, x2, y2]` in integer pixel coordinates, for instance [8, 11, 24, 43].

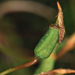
[57, 1, 62, 11]
[57, 1, 59, 5]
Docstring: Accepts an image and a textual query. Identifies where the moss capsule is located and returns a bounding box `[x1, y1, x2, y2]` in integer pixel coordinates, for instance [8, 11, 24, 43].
[34, 26, 59, 59]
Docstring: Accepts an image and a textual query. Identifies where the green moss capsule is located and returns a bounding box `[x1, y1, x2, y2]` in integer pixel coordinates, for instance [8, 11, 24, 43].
[34, 25, 59, 59]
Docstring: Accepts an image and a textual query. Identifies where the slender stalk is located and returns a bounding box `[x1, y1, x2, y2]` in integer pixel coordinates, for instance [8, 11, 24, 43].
[37, 69, 75, 75]
[0, 57, 39, 75]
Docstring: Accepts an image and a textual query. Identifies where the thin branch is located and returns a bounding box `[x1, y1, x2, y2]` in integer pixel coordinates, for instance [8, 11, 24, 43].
[36, 69, 75, 75]
[56, 33, 75, 59]
[0, 57, 39, 75]
[50, 33, 75, 60]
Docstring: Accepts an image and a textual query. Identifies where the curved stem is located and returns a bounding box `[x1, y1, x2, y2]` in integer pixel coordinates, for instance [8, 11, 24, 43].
[0, 57, 39, 75]
[0, 1, 56, 20]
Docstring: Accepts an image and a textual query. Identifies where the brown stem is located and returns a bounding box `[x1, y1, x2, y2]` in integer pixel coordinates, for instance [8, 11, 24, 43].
[56, 33, 75, 59]
[0, 1, 56, 20]
[0, 57, 39, 75]
[37, 69, 75, 75]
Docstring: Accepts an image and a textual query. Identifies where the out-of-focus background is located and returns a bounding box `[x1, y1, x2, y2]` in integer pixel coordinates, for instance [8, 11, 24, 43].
[0, 0, 75, 75]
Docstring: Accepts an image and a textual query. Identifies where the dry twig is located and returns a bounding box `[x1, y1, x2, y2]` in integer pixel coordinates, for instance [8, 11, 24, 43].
[50, 33, 75, 60]
[56, 33, 75, 59]
[36, 69, 75, 75]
